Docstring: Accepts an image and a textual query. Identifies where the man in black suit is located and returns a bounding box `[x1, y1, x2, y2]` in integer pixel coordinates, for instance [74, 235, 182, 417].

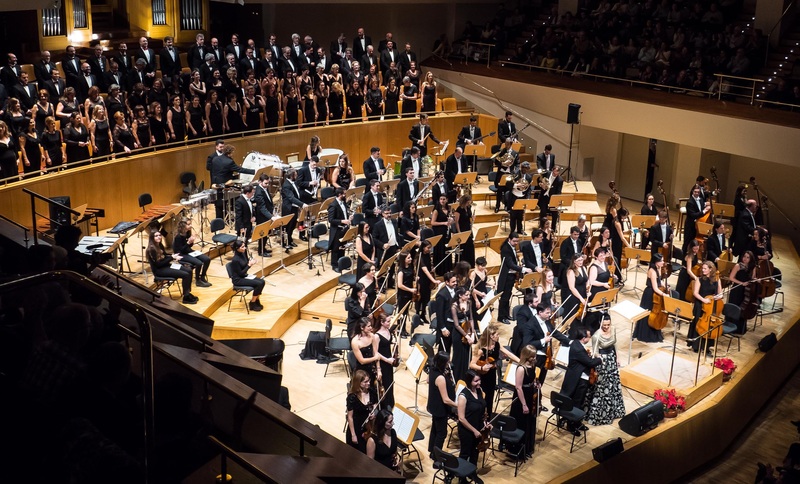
[560, 325, 601, 434]
[280, 47, 299, 76]
[648, 208, 682, 261]
[266, 34, 282, 65]
[235, 184, 256, 241]
[397, 43, 415, 71]
[330, 33, 347, 64]
[497, 232, 532, 324]
[435, 271, 457, 354]
[408, 113, 441, 158]
[380, 41, 398, 71]
[253, 174, 277, 257]
[61, 45, 82, 90]
[135, 37, 157, 77]
[206, 139, 225, 181]
[431, 170, 456, 205]
[112, 43, 131, 75]
[705, 220, 728, 263]
[127, 59, 152, 91]
[353, 27, 372, 61]
[400, 146, 422, 180]
[521, 229, 550, 273]
[12, 72, 37, 112]
[372, 205, 401, 287]
[494, 138, 519, 212]
[76, 63, 98, 103]
[188, 33, 207, 70]
[360, 45, 379, 72]
[43, 69, 66, 100]
[159, 36, 182, 82]
[338, 49, 356, 76]
[361, 179, 385, 226]
[34, 51, 56, 83]
[210, 144, 255, 219]
[328, 187, 352, 271]
[296, 156, 322, 204]
[377, 32, 395, 53]
[497, 110, 517, 144]
[280, 168, 307, 249]
[289, 33, 304, 63]
[238, 47, 258, 80]
[539, 165, 564, 226]
[456, 115, 484, 149]
[226, 33, 244, 62]
[209, 38, 224, 66]
[536, 144, 556, 172]
[86, 45, 108, 91]
[258, 50, 279, 79]
[683, 185, 709, 253]
[362, 146, 386, 187]
[103, 61, 125, 94]
[559, 226, 584, 280]
[315, 47, 330, 74]
[445, 146, 468, 186]
[395, 167, 420, 212]
[198, 54, 217, 84]
[298, 46, 317, 73]
[383, 61, 402, 87]
[519, 301, 570, 388]
[0, 53, 22, 92]
[732, 199, 758, 257]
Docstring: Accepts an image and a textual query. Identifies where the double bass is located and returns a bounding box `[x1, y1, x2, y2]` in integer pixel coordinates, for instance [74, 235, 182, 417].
[657, 180, 673, 280]
[695, 296, 725, 343]
[647, 280, 670, 330]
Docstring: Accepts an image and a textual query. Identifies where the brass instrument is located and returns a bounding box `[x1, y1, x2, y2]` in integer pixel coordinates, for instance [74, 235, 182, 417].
[421, 155, 433, 177]
[511, 173, 530, 198]
[501, 149, 516, 168]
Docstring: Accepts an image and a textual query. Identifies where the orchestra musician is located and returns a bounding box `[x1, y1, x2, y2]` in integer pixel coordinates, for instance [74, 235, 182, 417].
[457, 369, 490, 482]
[430, 194, 454, 276]
[210, 144, 255, 219]
[280, 168, 307, 250]
[493, 138, 519, 213]
[355, 222, 376, 280]
[234, 184, 256, 241]
[536, 144, 556, 173]
[395, 251, 416, 338]
[435, 271, 458, 353]
[732, 199, 758, 257]
[521, 229, 550, 274]
[431, 170, 456, 204]
[519, 299, 569, 388]
[456, 115, 483, 150]
[173, 219, 212, 288]
[688, 261, 723, 355]
[253, 174, 278, 257]
[358, 263, 378, 310]
[146, 231, 198, 305]
[585, 247, 614, 333]
[297, 155, 323, 204]
[683, 185, 710, 253]
[453, 195, 475, 265]
[576, 214, 591, 248]
[413, 240, 438, 328]
[540, 164, 564, 227]
[705, 220, 728, 264]
[649, 209, 682, 260]
[450, 287, 475, 383]
[346, 369, 375, 453]
[675, 239, 701, 302]
[351, 317, 381, 397]
[331, 153, 355, 190]
[362, 179, 385, 226]
[639, 193, 658, 250]
[372, 205, 400, 287]
[408, 113, 441, 158]
[560, 325, 601, 436]
[427, 352, 457, 459]
[510, 345, 539, 459]
[399, 146, 422, 181]
[729, 184, 748, 246]
[372, 313, 397, 410]
[561, 253, 588, 323]
[497, 110, 516, 144]
[395, 166, 420, 213]
[445, 146, 469, 187]
[365, 408, 399, 472]
[362, 146, 387, 190]
[328, 187, 352, 272]
[470, 323, 520, 415]
[228, 239, 264, 311]
[469, 256, 493, 315]
[560, 226, 585, 283]
[728, 250, 757, 335]
[632, 253, 671, 343]
[497, 232, 533, 325]
[508, 161, 533, 234]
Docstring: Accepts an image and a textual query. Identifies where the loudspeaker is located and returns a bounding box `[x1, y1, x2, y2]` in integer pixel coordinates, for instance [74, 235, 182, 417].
[758, 332, 777, 352]
[592, 437, 624, 462]
[618, 400, 664, 436]
[567, 103, 581, 124]
[49, 196, 71, 229]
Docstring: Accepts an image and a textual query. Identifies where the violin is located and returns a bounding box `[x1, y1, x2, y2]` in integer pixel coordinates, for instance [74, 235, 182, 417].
[477, 409, 492, 452]
[587, 347, 598, 385]
[647, 268, 670, 330]
[476, 350, 496, 375]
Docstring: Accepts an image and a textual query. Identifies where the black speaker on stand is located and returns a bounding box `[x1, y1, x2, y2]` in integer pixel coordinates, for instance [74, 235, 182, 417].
[566, 104, 580, 190]
[50, 196, 72, 229]
[618, 400, 664, 436]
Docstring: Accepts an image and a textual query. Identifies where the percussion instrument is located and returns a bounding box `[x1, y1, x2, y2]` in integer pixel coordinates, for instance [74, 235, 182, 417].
[318, 148, 344, 184]
[241, 151, 288, 184]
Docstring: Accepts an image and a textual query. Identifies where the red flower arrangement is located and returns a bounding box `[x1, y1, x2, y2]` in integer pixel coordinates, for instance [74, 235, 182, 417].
[714, 358, 736, 376]
[653, 388, 686, 411]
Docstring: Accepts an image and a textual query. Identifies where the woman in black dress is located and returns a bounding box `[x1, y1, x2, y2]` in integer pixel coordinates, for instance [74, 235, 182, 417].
[17, 118, 43, 177]
[105, 85, 126, 124]
[535, 267, 558, 312]
[204, 90, 224, 138]
[611, 207, 631, 281]
[83, 86, 105, 124]
[300, 85, 317, 127]
[366, 409, 399, 472]
[63, 112, 90, 167]
[414, 240, 437, 326]
[633, 253, 670, 343]
[354, 222, 375, 280]
[585, 247, 613, 333]
[173, 219, 211, 288]
[55, 87, 80, 126]
[472, 324, 520, 412]
[372, 313, 398, 410]
[0, 120, 18, 181]
[346, 369, 375, 453]
[345, 79, 364, 123]
[510, 345, 538, 458]
[31, 89, 54, 134]
[676, 239, 700, 302]
[688, 260, 723, 354]
[328, 81, 345, 124]
[640, 193, 658, 249]
[167, 95, 187, 142]
[146, 230, 197, 305]
[395, 251, 416, 337]
[469, 256, 493, 315]
[383, 77, 400, 118]
[41, 117, 64, 171]
[229, 240, 264, 311]
[421, 71, 438, 113]
[261, 79, 280, 132]
[242, 86, 263, 134]
[112, 111, 136, 156]
[365, 78, 383, 120]
[358, 264, 378, 311]
[562, 253, 588, 323]
[4, 98, 29, 137]
[431, 194, 453, 276]
[147, 79, 169, 115]
[331, 154, 354, 190]
[454, 195, 476, 265]
[399, 76, 419, 117]
[148, 102, 168, 146]
[728, 250, 756, 334]
[457, 369, 489, 474]
[187, 95, 206, 140]
[89, 105, 113, 158]
[399, 201, 420, 246]
[345, 283, 370, 339]
[351, 318, 381, 396]
[427, 353, 457, 458]
[314, 66, 329, 125]
[188, 69, 207, 105]
[451, 288, 476, 384]
[406, 61, 421, 90]
[282, 85, 299, 130]
[131, 105, 152, 149]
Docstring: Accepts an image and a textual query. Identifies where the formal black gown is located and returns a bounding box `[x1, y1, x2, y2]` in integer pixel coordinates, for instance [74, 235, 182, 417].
[370, 429, 398, 470]
[346, 91, 364, 123]
[478, 343, 500, 411]
[206, 102, 224, 137]
[432, 207, 452, 276]
[0, 137, 18, 179]
[675, 255, 699, 301]
[134, 118, 151, 148]
[284, 96, 299, 130]
[169, 107, 186, 141]
[727, 263, 751, 335]
[41, 130, 63, 168]
[561, 267, 588, 322]
[346, 392, 374, 452]
[455, 206, 475, 265]
[377, 332, 395, 409]
[33, 103, 54, 134]
[63, 125, 90, 166]
[328, 91, 344, 123]
[401, 84, 417, 116]
[315, 94, 328, 124]
[510, 365, 538, 455]
[264, 95, 280, 131]
[93, 119, 112, 156]
[422, 84, 436, 113]
[21, 132, 42, 176]
[633, 272, 664, 343]
[356, 235, 374, 280]
[149, 116, 168, 146]
[585, 332, 626, 425]
[451, 305, 471, 384]
[457, 387, 486, 465]
[355, 343, 379, 385]
[586, 262, 611, 333]
[384, 87, 399, 116]
[688, 277, 717, 351]
[187, 105, 205, 139]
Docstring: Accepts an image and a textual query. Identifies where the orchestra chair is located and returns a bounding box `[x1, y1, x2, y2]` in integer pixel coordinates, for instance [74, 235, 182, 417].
[398, 427, 425, 472]
[482, 414, 526, 476]
[311, 222, 329, 268]
[396, 100, 403, 115]
[543, 391, 587, 453]
[324, 319, 351, 377]
[179, 171, 197, 196]
[151, 273, 180, 299]
[355, 177, 368, 190]
[138, 193, 152, 213]
[415, 98, 422, 113]
[442, 97, 457, 112]
[432, 447, 477, 484]
[210, 218, 237, 264]
[225, 262, 254, 314]
[720, 303, 742, 354]
[332, 256, 356, 303]
[486, 171, 498, 208]
[320, 186, 335, 200]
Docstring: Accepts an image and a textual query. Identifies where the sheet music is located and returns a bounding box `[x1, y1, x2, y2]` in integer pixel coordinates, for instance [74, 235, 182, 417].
[502, 362, 519, 386]
[405, 344, 425, 378]
[482, 289, 495, 305]
[170, 263, 182, 270]
[555, 345, 570, 367]
[609, 299, 650, 321]
[245, 274, 256, 280]
[478, 309, 492, 334]
[455, 380, 466, 399]
[392, 405, 418, 445]
[189, 250, 202, 257]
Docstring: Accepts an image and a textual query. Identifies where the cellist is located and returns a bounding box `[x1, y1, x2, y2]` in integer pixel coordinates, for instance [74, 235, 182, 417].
[728, 250, 757, 335]
[632, 253, 673, 343]
[688, 261, 723, 355]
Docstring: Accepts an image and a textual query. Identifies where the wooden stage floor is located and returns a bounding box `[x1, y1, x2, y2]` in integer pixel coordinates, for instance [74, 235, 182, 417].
[118, 181, 796, 483]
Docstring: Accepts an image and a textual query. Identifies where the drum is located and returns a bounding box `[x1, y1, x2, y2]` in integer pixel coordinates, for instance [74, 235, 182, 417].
[241, 151, 287, 184]
[203, 189, 218, 202]
[318, 148, 343, 184]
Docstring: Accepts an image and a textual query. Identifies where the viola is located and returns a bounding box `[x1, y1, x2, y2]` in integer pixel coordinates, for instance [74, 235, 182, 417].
[477, 408, 492, 452]
[476, 355, 496, 374]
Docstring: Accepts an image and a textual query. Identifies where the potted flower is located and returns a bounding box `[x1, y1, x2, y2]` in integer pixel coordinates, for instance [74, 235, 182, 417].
[714, 358, 736, 382]
[653, 388, 686, 418]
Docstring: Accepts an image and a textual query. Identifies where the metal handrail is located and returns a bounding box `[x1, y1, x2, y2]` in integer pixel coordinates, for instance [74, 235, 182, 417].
[0, 212, 30, 247]
[766, 0, 797, 62]
[207, 435, 273, 482]
[0, 270, 156, 483]
[22, 187, 82, 245]
[712, 73, 764, 105]
[462, 41, 495, 68]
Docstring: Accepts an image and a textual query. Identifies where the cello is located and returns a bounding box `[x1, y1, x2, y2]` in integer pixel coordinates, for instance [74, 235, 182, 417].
[695, 296, 725, 345]
[657, 180, 673, 280]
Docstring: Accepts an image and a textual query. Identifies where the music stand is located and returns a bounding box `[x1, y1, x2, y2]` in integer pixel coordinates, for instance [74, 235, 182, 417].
[713, 203, 736, 222]
[696, 221, 714, 239]
[717, 259, 736, 280]
[548, 193, 574, 231]
[452, 172, 478, 193]
[297, 202, 322, 271]
[630, 215, 656, 247]
[251, 220, 277, 286]
[662, 296, 695, 386]
[405, 342, 430, 415]
[423, 233, 443, 249]
[392, 404, 421, 460]
[380, 179, 401, 201]
[400, 238, 418, 255]
[609, 299, 651, 365]
[345, 186, 362, 201]
[477, 292, 503, 316]
[511, 198, 538, 229]
[586, 287, 620, 316]
[622, 247, 652, 296]
[417, 205, 434, 223]
[270, 214, 296, 276]
[446, 229, 472, 261]
[474, 225, 500, 258]
[463, 143, 486, 171]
